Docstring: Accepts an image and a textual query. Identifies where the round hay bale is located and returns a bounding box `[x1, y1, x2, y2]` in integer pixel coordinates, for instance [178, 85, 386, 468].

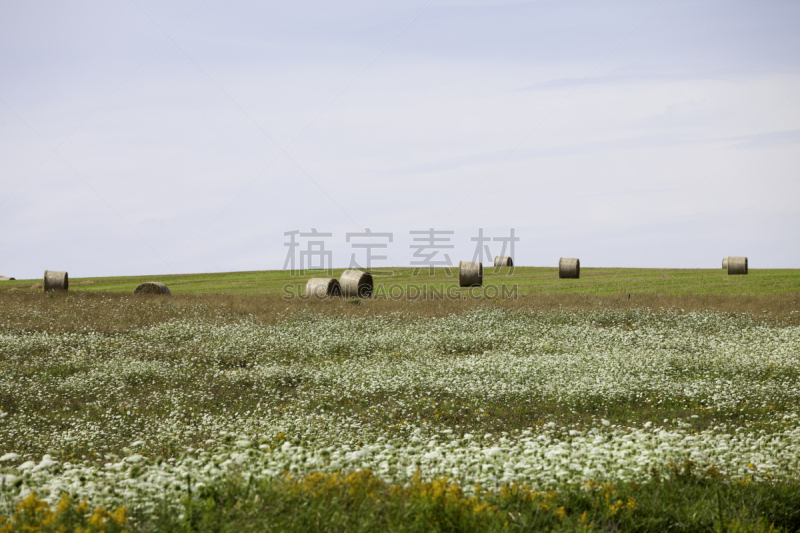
[134, 282, 171, 295]
[559, 258, 580, 279]
[722, 258, 728, 269]
[340, 270, 373, 298]
[459, 261, 482, 287]
[493, 256, 513, 267]
[727, 256, 748, 275]
[305, 277, 341, 298]
[43, 270, 68, 291]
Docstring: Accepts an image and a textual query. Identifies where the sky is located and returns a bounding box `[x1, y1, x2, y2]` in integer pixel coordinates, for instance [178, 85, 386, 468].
[1, 0, 799, 279]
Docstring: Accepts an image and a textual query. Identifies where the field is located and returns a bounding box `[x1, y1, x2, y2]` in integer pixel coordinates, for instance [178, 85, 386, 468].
[1, 269, 799, 531]
[5, 266, 800, 296]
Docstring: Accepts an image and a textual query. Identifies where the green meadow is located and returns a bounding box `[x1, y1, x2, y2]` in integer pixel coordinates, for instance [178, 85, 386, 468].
[4, 266, 799, 297]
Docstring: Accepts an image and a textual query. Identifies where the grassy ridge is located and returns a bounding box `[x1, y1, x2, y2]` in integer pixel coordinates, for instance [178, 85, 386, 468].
[3, 266, 800, 296]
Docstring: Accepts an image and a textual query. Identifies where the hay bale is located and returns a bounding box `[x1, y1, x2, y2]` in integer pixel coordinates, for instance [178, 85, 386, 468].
[340, 270, 373, 298]
[722, 258, 728, 269]
[727, 256, 748, 275]
[134, 282, 171, 295]
[459, 261, 482, 287]
[43, 270, 68, 291]
[559, 258, 580, 279]
[493, 256, 513, 267]
[305, 278, 341, 298]
[0, 276, 14, 281]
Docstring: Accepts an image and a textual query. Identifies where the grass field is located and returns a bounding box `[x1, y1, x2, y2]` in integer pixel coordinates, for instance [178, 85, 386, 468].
[4, 266, 800, 297]
[0, 269, 798, 531]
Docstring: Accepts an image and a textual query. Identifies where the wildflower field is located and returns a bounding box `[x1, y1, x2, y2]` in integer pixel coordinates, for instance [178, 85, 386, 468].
[1, 286, 799, 531]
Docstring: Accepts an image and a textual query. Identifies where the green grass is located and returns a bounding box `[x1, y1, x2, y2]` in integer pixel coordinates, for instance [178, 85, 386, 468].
[128, 467, 800, 532]
[4, 266, 799, 296]
[7, 466, 800, 532]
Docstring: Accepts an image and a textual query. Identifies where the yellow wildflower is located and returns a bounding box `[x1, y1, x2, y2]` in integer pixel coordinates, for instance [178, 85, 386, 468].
[110, 506, 127, 526]
[87, 506, 108, 528]
[625, 497, 638, 511]
[609, 499, 625, 515]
